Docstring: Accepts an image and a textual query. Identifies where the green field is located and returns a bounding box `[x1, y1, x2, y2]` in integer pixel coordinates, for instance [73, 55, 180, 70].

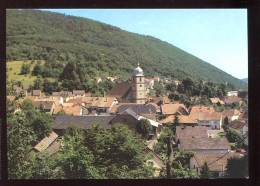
[7, 60, 55, 87]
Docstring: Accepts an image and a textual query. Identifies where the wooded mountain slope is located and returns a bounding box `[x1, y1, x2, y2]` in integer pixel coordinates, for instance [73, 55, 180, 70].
[6, 9, 247, 89]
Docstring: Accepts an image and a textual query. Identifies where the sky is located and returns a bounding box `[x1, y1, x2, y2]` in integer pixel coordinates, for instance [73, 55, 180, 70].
[41, 9, 248, 79]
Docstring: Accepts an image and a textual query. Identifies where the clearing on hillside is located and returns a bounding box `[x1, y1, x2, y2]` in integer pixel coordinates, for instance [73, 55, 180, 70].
[7, 60, 55, 87]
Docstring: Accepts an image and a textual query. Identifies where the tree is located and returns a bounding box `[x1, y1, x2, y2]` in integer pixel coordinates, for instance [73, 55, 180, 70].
[20, 63, 30, 75]
[84, 124, 154, 179]
[32, 63, 42, 76]
[200, 162, 212, 178]
[33, 77, 43, 90]
[8, 111, 37, 179]
[222, 116, 229, 131]
[153, 81, 165, 96]
[60, 62, 80, 82]
[30, 112, 52, 141]
[136, 119, 153, 139]
[30, 154, 63, 179]
[20, 99, 35, 111]
[160, 160, 198, 179]
[226, 128, 244, 148]
[56, 127, 102, 179]
[226, 154, 248, 178]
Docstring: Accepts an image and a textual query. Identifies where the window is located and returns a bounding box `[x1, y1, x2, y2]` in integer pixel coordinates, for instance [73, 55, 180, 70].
[139, 77, 142, 82]
[140, 84, 142, 87]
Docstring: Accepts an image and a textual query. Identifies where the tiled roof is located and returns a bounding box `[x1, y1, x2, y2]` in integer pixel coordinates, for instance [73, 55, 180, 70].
[33, 100, 55, 110]
[34, 131, 58, 152]
[224, 96, 242, 104]
[67, 96, 116, 108]
[73, 90, 85, 95]
[107, 82, 131, 98]
[162, 96, 171, 104]
[161, 103, 188, 115]
[54, 103, 82, 116]
[44, 141, 61, 155]
[32, 90, 41, 96]
[190, 106, 215, 114]
[52, 91, 73, 97]
[190, 112, 222, 121]
[53, 115, 116, 130]
[117, 103, 157, 115]
[192, 152, 238, 172]
[90, 97, 116, 108]
[160, 114, 198, 125]
[179, 137, 230, 151]
[176, 126, 208, 140]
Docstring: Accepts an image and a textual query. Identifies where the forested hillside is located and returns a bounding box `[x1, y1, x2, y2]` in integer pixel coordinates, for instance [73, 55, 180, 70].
[6, 9, 247, 89]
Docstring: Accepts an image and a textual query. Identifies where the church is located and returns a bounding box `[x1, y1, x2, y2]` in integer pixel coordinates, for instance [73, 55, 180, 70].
[108, 63, 147, 104]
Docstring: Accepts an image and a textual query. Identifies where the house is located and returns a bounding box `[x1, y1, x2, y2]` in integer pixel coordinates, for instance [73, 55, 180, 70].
[224, 96, 242, 105]
[190, 106, 215, 114]
[33, 131, 59, 152]
[32, 89, 42, 97]
[13, 85, 28, 96]
[87, 97, 118, 114]
[107, 81, 132, 102]
[162, 96, 171, 104]
[160, 103, 189, 116]
[33, 100, 56, 114]
[178, 137, 230, 154]
[160, 115, 197, 126]
[114, 103, 158, 115]
[44, 140, 61, 155]
[221, 109, 241, 121]
[52, 91, 73, 98]
[210, 98, 224, 105]
[67, 96, 118, 115]
[189, 112, 222, 130]
[72, 90, 85, 96]
[120, 108, 161, 127]
[227, 91, 238, 97]
[53, 115, 116, 135]
[112, 108, 162, 136]
[53, 109, 161, 136]
[175, 126, 209, 142]
[190, 152, 241, 177]
[53, 102, 83, 116]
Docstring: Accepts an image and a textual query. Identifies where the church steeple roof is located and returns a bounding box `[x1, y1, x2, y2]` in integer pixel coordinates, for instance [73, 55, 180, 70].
[133, 63, 144, 76]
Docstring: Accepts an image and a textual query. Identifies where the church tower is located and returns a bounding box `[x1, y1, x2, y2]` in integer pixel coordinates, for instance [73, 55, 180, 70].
[132, 63, 146, 104]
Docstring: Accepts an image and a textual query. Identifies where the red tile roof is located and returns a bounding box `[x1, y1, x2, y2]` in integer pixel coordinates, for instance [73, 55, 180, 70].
[161, 103, 188, 115]
[107, 82, 131, 98]
[176, 126, 208, 140]
[179, 137, 230, 151]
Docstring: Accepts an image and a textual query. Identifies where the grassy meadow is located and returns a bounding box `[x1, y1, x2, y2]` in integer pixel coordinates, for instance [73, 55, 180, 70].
[7, 60, 55, 87]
